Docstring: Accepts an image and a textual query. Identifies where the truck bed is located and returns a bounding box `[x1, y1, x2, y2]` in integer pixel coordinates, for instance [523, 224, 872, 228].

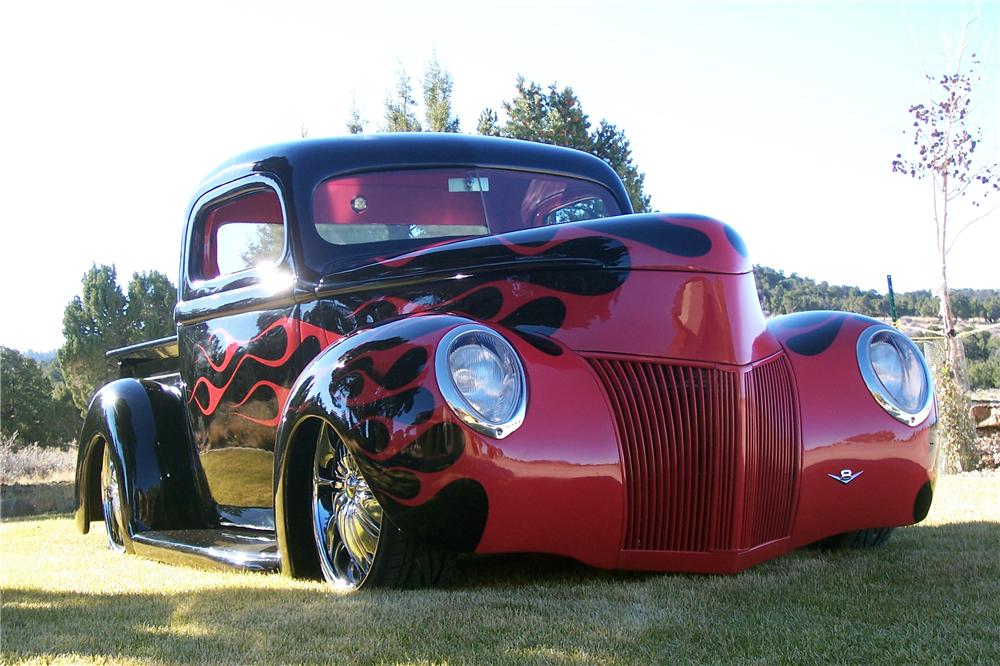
[106, 335, 179, 382]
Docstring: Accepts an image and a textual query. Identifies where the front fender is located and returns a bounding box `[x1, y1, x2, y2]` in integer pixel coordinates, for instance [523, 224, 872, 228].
[274, 312, 624, 574]
[274, 314, 485, 571]
[767, 311, 938, 547]
[74, 378, 212, 536]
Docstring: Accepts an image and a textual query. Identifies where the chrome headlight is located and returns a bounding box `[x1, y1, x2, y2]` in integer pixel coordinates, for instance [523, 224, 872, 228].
[856, 326, 933, 426]
[435, 324, 527, 439]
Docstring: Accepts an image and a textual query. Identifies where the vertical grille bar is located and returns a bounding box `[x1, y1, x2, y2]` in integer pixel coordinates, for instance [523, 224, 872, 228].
[588, 354, 799, 553]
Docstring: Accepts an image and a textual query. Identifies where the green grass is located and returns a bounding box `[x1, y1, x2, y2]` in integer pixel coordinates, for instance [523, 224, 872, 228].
[2, 474, 998, 665]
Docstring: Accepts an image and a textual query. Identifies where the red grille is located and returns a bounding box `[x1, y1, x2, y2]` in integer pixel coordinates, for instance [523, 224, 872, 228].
[588, 355, 799, 552]
[742, 355, 800, 548]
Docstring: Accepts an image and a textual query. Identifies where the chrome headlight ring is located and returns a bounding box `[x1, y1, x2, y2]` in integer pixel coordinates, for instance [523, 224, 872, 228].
[434, 324, 527, 439]
[856, 325, 934, 427]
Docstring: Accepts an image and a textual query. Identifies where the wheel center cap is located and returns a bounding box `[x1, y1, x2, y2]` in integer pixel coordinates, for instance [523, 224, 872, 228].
[344, 475, 361, 499]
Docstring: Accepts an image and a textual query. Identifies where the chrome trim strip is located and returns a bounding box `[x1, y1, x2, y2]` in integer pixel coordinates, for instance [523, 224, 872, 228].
[434, 324, 528, 439]
[856, 325, 934, 427]
[106, 335, 179, 360]
[131, 529, 280, 572]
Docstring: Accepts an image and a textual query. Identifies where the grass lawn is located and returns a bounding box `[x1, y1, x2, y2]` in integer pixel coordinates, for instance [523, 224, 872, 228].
[2, 474, 998, 665]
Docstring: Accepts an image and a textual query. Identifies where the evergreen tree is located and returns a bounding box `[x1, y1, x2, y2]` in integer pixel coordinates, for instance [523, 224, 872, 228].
[591, 120, 651, 213]
[1, 347, 56, 444]
[423, 54, 460, 132]
[126, 271, 176, 341]
[59, 265, 129, 411]
[346, 96, 365, 134]
[58, 265, 177, 412]
[383, 65, 422, 132]
[481, 77, 652, 212]
[477, 108, 501, 136]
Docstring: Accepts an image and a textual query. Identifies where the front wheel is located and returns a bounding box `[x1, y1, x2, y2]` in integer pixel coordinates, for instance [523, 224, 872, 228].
[310, 422, 454, 590]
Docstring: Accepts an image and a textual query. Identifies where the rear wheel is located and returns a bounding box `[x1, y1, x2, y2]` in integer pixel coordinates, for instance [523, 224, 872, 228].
[310, 421, 453, 590]
[100, 444, 128, 553]
[815, 527, 895, 550]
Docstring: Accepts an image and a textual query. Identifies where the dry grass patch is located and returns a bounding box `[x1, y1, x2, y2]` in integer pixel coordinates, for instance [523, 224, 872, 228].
[2, 474, 998, 664]
[0, 437, 76, 485]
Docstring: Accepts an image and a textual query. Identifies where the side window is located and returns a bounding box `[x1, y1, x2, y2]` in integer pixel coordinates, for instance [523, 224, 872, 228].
[195, 188, 284, 280]
[542, 197, 609, 226]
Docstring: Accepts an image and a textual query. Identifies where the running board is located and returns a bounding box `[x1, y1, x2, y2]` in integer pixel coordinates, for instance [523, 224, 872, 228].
[131, 529, 281, 572]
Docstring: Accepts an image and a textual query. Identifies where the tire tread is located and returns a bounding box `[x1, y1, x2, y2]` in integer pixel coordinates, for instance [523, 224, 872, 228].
[369, 521, 455, 589]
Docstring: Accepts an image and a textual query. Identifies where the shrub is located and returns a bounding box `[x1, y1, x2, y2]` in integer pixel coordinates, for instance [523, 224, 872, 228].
[973, 432, 1000, 470]
[0, 432, 77, 484]
[934, 369, 980, 473]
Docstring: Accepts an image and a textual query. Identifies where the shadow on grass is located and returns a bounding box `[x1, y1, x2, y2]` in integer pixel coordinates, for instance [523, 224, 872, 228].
[4, 521, 999, 664]
[452, 552, 655, 590]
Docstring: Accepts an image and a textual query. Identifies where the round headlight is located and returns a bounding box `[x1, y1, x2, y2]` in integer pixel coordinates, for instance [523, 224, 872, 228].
[435, 325, 527, 439]
[857, 326, 933, 426]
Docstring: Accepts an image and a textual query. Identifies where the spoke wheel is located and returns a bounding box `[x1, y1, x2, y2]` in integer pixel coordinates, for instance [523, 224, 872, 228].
[100, 445, 126, 553]
[312, 423, 384, 589]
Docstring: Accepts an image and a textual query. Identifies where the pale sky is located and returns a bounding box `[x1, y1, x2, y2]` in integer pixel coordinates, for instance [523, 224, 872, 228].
[1, 0, 997, 352]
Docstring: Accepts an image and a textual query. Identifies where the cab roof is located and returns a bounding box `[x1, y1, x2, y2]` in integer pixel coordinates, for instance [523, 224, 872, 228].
[191, 133, 633, 219]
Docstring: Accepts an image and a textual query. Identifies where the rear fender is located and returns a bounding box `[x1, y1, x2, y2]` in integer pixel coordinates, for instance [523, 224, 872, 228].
[74, 378, 213, 536]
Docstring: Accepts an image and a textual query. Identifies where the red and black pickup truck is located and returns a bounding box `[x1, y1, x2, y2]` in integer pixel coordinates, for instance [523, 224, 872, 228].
[76, 134, 938, 590]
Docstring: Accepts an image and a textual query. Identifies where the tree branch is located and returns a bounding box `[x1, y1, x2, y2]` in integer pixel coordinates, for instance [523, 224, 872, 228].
[946, 202, 1000, 254]
[956, 322, 1000, 338]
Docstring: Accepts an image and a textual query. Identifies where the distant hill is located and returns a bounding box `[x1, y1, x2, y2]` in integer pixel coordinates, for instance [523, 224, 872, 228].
[753, 265, 1000, 322]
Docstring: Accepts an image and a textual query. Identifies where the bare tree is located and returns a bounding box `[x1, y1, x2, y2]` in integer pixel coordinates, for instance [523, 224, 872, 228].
[892, 14, 999, 471]
[892, 26, 999, 387]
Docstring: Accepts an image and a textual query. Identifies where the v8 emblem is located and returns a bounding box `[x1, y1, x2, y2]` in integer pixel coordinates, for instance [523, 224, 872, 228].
[828, 469, 864, 485]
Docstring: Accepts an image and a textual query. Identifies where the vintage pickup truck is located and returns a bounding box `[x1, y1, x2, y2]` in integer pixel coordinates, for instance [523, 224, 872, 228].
[75, 134, 938, 590]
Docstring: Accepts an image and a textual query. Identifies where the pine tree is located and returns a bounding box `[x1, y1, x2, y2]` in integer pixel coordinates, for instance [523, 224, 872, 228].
[1, 347, 57, 444]
[481, 77, 652, 212]
[477, 108, 501, 136]
[383, 65, 422, 132]
[423, 54, 460, 132]
[58, 265, 177, 411]
[346, 95, 365, 134]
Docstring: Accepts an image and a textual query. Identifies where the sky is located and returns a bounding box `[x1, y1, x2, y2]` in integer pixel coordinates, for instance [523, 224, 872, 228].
[1, 0, 997, 352]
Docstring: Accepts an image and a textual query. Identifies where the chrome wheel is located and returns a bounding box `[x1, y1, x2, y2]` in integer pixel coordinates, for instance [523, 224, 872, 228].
[312, 423, 383, 589]
[100, 445, 126, 553]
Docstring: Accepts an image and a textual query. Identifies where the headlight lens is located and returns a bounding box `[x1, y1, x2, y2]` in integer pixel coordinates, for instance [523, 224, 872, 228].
[857, 326, 933, 425]
[435, 325, 527, 438]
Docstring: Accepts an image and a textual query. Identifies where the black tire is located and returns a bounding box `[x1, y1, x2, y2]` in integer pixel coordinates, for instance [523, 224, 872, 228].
[814, 527, 895, 550]
[311, 421, 454, 590]
[100, 443, 132, 554]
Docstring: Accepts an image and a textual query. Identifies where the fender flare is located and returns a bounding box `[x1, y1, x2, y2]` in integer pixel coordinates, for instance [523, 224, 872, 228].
[765, 310, 939, 545]
[74, 378, 212, 537]
[273, 313, 489, 577]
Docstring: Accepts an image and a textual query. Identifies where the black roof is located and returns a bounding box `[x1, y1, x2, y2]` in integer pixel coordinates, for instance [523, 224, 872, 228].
[192, 133, 633, 217]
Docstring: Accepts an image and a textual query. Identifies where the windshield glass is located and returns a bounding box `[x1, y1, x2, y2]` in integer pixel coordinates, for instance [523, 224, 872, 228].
[309, 167, 621, 271]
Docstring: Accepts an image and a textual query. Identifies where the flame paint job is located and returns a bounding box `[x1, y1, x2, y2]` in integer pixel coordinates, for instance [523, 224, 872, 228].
[274, 313, 624, 572]
[76, 136, 939, 580]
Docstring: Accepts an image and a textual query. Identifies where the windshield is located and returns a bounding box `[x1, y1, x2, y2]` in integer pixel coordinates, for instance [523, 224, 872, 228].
[308, 167, 621, 272]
